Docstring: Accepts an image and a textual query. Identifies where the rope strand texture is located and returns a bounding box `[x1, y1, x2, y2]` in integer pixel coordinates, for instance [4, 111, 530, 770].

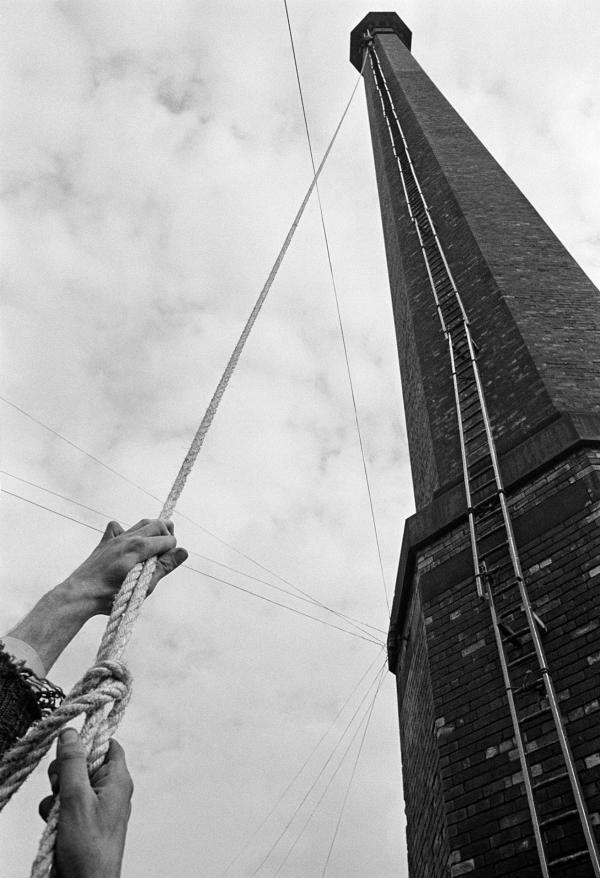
[0, 73, 362, 878]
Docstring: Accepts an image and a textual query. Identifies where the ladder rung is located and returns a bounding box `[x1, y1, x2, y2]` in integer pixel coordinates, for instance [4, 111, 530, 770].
[514, 677, 544, 695]
[475, 506, 503, 528]
[461, 406, 484, 425]
[453, 338, 470, 353]
[467, 449, 491, 469]
[460, 410, 485, 428]
[432, 269, 452, 286]
[501, 622, 531, 640]
[492, 577, 519, 597]
[539, 808, 579, 829]
[443, 307, 464, 325]
[478, 540, 509, 560]
[483, 553, 512, 574]
[499, 625, 522, 648]
[548, 849, 590, 868]
[432, 271, 451, 287]
[464, 423, 487, 442]
[470, 493, 501, 514]
[441, 297, 461, 313]
[438, 289, 459, 305]
[531, 768, 567, 789]
[455, 359, 474, 376]
[471, 478, 498, 498]
[499, 622, 529, 647]
[507, 650, 537, 668]
[438, 291, 458, 306]
[477, 522, 506, 542]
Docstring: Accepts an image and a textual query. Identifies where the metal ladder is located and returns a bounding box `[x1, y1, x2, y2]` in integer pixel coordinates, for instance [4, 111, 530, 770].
[366, 38, 600, 878]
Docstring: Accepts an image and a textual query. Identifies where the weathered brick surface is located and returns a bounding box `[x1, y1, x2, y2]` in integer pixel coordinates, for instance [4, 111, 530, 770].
[365, 32, 600, 509]
[396, 450, 600, 877]
[396, 588, 450, 877]
[361, 20, 600, 877]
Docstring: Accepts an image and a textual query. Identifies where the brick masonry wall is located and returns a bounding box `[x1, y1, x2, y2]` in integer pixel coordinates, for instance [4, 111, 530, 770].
[365, 32, 600, 509]
[396, 448, 600, 877]
[396, 587, 450, 877]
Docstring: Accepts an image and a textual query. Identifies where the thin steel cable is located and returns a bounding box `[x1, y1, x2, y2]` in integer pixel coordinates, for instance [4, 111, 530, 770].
[1, 490, 106, 534]
[185, 563, 382, 646]
[282, 3, 390, 615]
[271, 665, 387, 877]
[1, 401, 385, 637]
[2, 489, 382, 647]
[217, 647, 384, 877]
[320, 667, 384, 877]
[249, 660, 386, 877]
[1, 470, 385, 638]
[2, 70, 367, 876]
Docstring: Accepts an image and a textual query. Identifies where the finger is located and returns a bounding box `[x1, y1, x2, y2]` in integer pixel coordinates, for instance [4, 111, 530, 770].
[148, 547, 188, 593]
[38, 794, 55, 822]
[125, 533, 177, 566]
[94, 739, 134, 805]
[46, 763, 59, 795]
[56, 728, 90, 802]
[125, 519, 171, 538]
[99, 520, 124, 544]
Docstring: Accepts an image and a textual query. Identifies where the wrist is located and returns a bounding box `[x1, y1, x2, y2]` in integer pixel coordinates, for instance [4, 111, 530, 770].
[6, 584, 91, 674]
[54, 576, 101, 624]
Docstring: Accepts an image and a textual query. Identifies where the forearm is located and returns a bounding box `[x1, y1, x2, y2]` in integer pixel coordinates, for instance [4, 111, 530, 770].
[4, 581, 91, 674]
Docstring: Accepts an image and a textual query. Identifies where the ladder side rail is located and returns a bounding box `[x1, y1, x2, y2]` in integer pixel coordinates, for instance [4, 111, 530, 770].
[367, 49, 448, 332]
[448, 341, 486, 599]
[367, 38, 600, 876]
[467, 325, 600, 876]
[486, 581, 551, 877]
[370, 47, 470, 326]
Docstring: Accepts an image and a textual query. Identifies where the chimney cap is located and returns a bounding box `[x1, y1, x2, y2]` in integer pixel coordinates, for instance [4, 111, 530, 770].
[350, 12, 412, 72]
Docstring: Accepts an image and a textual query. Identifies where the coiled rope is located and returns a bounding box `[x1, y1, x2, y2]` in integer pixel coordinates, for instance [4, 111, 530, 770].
[0, 69, 363, 877]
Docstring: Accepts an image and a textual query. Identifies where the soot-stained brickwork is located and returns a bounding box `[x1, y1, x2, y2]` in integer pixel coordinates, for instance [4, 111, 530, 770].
[353, 15, 600, 511]
[401, 451, 600, 877]
[350, 11, 600, 878]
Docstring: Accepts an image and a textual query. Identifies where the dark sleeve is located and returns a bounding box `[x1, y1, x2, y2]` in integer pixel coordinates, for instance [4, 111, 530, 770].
[0, 643, 42, 756]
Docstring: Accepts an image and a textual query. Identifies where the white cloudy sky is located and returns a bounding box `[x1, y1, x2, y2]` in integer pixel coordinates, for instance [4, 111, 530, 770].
[1, 2, 599, 877]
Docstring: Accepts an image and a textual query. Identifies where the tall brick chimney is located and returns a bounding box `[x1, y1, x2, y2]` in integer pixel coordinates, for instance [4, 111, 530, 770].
[351, 12, 600, 878]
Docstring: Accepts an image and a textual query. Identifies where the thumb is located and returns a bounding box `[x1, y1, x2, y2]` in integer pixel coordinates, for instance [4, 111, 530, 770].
[57, 728, 90, 802]
[149, 547, 188, 591]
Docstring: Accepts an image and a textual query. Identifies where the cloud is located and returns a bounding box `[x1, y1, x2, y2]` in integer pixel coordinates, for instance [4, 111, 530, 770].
[1, 2, 598, 877]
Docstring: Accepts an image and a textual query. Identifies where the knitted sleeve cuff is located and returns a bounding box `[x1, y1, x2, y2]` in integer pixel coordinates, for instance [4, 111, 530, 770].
[0, 643, 64, 757]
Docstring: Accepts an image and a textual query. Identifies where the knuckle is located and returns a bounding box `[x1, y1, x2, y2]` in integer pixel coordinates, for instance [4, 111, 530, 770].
[125, 773, 134, 799]
[59, 744, 84, 759]
[127, 536, 146, 555]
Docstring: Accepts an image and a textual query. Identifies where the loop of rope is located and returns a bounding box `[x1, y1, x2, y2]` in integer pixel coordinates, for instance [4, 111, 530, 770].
[0, 71, 363, 877]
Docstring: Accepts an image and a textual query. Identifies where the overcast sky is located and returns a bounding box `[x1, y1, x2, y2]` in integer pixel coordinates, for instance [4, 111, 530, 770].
[1, 2, 599, 877]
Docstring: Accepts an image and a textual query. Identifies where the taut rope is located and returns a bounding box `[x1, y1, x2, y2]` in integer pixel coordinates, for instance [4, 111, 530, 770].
[0, 71, 363, 877]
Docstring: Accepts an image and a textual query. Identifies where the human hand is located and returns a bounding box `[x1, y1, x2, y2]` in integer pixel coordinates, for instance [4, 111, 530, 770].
[39, 728, 133, 878]
[5, 518, 188, 674]
[60, 518, 188, 620]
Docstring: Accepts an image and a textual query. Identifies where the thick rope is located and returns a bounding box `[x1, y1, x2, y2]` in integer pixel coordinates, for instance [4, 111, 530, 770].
[0, 73, 363, 878]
